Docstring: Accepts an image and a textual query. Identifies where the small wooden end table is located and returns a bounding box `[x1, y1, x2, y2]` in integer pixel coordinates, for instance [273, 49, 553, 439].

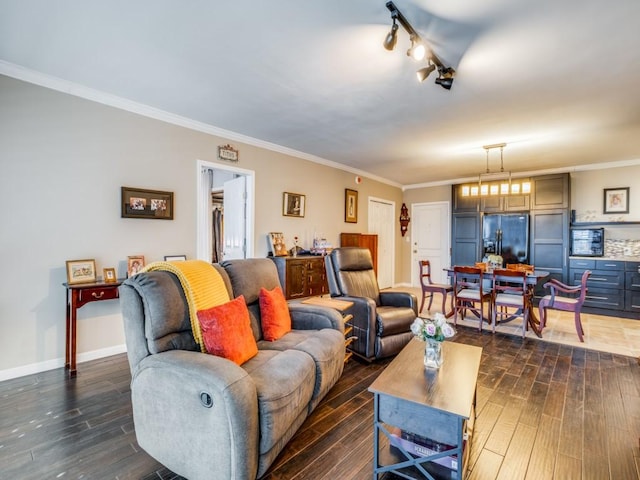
[301, 296, 355, 362]
[369, 338, 482, 479]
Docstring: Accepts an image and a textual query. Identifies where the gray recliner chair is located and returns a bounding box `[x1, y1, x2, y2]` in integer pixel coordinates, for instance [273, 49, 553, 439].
[325, 247, 418, 361]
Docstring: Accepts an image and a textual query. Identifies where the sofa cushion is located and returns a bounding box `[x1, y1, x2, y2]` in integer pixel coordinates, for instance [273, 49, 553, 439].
[197, 295, 258, 365]
[259, 286, 291, 341]
[242, 349, 315, 454]
[258, 329, 344, 410]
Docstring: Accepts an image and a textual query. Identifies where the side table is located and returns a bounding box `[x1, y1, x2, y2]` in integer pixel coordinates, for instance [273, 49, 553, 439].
[301, 296, 355, 362]
[63, 279, 123, 377]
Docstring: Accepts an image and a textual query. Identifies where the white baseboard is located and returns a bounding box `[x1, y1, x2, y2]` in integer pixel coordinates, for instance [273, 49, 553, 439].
[0, 344, 127, 382]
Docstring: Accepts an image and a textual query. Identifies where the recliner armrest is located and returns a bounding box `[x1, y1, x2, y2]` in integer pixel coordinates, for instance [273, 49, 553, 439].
[379, 291, 418, 313]
[288, 303, 344, 332]
[131, 350, 259, 480]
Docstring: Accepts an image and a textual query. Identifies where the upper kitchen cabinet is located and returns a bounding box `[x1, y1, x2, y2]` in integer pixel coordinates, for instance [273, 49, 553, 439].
[452, 185, 479, 213]
[531, 173, 570, 210]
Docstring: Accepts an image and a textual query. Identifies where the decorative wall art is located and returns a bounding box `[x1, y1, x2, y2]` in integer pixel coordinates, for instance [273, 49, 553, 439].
[603, 187, 629, 214]
[218, 144, 239, 162]
[121, 187, 174, 220]
[345, 189, 358, 223]
[283, 192, 305, 218]
[65, 259, 97, 285]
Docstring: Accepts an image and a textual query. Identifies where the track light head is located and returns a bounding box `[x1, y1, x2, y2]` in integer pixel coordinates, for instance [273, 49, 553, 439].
[383, 22, 399, 51]
[435, 67, 455, 90]
[407, 39, 426, 61]
[416, 64, 436, 82]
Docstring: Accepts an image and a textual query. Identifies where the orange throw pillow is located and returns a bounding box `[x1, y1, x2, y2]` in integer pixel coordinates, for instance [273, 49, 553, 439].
[197, 295, 258, 365]
[259, 286, 292, 341]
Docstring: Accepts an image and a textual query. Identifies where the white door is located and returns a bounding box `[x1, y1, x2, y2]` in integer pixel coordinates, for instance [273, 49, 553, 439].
[368, 198, 395, 289]
[411, 202, 451, 285]
[222, 176, 247, 260]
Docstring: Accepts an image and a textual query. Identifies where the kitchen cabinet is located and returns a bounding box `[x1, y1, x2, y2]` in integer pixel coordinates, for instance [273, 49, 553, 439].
[569, 258, 625, 311]
[625, 261, 640, 313]
[531, 173, 569, 210]
[270, 256, 328, 300]
[451, 213, 481, 267]
[530, 209, 569, 296]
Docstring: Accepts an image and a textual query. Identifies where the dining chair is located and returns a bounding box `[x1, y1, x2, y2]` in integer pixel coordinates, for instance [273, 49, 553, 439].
[452, 266, 492, 332]
[418, 260, 453, 316]
[538, 270, 591, 342]
[491, 268, 530, 337]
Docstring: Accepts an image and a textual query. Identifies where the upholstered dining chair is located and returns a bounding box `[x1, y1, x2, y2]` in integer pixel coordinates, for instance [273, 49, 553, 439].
[418, 260, 453, 316]
[452, 266, 492, 332]
[491, 268, 530, 337]
[538, 270, 591, 342]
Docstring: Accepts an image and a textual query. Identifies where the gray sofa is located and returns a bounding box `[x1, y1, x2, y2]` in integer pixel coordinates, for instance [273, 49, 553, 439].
[119, 258, 345, 480]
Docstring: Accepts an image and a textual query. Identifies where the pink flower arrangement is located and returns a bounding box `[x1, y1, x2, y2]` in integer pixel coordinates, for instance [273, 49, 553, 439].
[410, 313, 456, 342]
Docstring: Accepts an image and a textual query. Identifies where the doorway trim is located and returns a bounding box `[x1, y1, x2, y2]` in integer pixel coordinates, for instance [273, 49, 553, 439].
[368, 196, 396, 288]
[196, 159, 256, 261]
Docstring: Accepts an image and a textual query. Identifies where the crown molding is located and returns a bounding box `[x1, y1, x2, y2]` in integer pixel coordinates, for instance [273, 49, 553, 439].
[0, 60, 401, 188]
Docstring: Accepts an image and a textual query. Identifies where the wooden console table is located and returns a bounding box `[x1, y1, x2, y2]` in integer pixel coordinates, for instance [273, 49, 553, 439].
[63, 279, 123, 377]
[369, 339, 482, 479]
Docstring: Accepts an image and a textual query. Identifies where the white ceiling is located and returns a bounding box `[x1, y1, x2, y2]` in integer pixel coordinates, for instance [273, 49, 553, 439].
[2, 0, 640, 187]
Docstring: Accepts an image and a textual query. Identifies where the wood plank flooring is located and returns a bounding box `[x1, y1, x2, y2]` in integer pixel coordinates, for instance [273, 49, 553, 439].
[1, 327, 639, 479]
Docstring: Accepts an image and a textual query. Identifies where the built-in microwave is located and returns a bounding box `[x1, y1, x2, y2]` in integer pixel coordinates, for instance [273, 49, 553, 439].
[570, 228, 604, 257]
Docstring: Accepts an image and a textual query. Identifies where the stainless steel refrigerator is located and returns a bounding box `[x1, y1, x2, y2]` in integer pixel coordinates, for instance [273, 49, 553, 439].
[482, 213, 529, 265]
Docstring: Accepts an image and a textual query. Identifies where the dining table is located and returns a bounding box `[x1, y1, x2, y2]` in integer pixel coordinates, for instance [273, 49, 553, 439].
[445, 267, 550, 338]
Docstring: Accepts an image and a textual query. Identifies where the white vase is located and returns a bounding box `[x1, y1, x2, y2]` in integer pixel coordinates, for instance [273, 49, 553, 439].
[424, 339, 443, 369]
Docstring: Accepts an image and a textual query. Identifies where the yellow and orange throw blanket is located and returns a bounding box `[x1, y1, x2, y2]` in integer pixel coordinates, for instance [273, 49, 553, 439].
[141, 260, 230, 352]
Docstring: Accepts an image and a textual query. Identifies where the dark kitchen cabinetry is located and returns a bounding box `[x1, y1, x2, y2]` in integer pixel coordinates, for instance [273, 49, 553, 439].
[451, 173, 570, 288]
[569, 259, 625, 311]
[270, 256, 327, 300]
[531, 174, 569, 210]
[451, 213, 481, 267]
[625, 261, 640, 313]
[530, 209, 569, 296]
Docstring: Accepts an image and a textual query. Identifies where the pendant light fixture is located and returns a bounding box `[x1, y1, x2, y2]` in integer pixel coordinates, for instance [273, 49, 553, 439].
[460, 143, 531, 197]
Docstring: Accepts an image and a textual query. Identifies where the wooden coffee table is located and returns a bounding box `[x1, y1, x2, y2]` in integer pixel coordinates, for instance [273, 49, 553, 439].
[368, 338, 482, 479]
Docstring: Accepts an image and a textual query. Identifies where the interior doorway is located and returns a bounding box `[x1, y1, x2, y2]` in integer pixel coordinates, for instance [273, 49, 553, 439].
[368, 197, 395, 289]
[411, 202, 451, 285]
[196, 160, 255, 262]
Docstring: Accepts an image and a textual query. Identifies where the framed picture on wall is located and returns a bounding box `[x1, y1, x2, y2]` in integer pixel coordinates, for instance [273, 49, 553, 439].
[345, 189, 358, 223]
[283, 192, 305, 217]
[603, 187, 629, 214]
[121, 187, 174, 220]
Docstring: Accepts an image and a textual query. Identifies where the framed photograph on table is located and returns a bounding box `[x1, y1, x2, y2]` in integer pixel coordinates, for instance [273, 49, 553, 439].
[103, 267, 117, 283]
[268, 232, 288, 256]
[603, 187, 629, 214]
[345, 189, 358, 223]
[127, 255, 145, 277]
[283, 192, 305, 217]
[65, 259, 97, 285]
[164, 255, 187, 261]
[121, 187, 174, 220]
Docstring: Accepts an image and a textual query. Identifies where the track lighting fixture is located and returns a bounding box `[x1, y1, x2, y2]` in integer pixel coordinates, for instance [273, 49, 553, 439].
[383, 21, 398, 51]
[416, 63, 436, 82]
[384, 1, 456, 90]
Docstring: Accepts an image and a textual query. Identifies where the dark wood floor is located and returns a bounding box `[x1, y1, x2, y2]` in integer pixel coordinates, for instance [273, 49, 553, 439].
[1, 327, 639, 479]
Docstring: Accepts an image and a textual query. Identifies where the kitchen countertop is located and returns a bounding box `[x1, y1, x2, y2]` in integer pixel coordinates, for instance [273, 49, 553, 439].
[569, 256, 640, 262]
